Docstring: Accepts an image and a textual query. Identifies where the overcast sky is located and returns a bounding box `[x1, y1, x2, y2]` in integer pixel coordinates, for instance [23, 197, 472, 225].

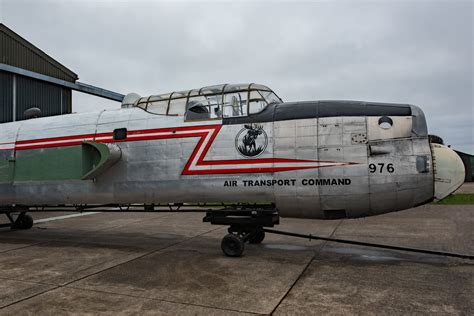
[1, 0, 472, 153]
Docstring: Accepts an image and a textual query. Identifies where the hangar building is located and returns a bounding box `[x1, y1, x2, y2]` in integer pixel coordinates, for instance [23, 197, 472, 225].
[0, 23, 123, 124]
[455, 150, 474, 182]
[0, 23, 78, 123]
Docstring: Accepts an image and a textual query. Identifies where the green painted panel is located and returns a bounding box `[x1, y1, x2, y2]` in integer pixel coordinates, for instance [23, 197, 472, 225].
[14, 146, 83, 181]
[82, 142, 112, 180]
[13, 143, 109, 182]
[0, 159, 14, 183]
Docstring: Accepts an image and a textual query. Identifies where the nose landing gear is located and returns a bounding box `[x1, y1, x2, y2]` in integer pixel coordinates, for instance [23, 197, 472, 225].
[221, 234, 245, 257]
[248, 228, 265, 244]
[203, 207, 278, 257]
[221, 226, 266, 257]
[0, 211, 34, 230]
[12, 213, 34, 230]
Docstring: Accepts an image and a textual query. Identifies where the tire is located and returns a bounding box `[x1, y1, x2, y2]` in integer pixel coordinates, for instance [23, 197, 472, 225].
[221, 234, 245, 257]
[13, 214, 34, 230]
[248, 229, 265, 244]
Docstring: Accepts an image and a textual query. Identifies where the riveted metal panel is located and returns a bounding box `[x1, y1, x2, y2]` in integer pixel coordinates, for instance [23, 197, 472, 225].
[367, 116, 412, 140]
[0, 102, 436, 220]
[318, 117, 343, 146]
[367, 137, 433, 215]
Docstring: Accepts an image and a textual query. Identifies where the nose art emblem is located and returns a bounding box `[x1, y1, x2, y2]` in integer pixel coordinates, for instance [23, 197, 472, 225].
[235, 124, 268, 157]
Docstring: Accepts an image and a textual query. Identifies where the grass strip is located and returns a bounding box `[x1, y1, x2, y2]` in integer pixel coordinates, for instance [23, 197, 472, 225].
[435, 194, 474, 205]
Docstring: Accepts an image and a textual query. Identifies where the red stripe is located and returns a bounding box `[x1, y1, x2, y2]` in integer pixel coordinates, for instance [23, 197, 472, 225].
[12, 123, 356, 175]
[16, 141, 84, 150]
[182, 131, 214, 175]
[186, 166, 325, 175]
[95, 132, 204, 144]
[15, 125, 219, 148]
[127, 124, 218, 135]
[16, 134, 96, 145]
[198, 157, 344, 166]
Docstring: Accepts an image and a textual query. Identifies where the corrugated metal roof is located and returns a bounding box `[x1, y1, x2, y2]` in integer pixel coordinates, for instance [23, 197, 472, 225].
[0, 23, 78, 82]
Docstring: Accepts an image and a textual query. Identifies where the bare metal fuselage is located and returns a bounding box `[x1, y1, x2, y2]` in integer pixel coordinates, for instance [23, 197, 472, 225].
[0, 100, 463, 219]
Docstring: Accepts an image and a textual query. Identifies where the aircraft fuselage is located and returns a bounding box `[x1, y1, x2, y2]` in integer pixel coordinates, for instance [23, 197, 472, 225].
[0, 89, 465, 219]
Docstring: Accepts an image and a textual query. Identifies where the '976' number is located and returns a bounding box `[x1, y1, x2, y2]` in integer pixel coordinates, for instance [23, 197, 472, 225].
[369, 163, 394, 173]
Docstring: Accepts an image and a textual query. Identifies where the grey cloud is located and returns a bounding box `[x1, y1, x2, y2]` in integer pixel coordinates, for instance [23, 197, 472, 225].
[2, 0, 472, 152]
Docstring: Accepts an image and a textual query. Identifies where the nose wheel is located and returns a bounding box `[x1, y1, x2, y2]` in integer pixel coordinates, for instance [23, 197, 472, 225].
[221, 226, 267, 257]
[203, 207, 279, 257]
[248, 228, 265, 244]
[221, 234, 245, 257]
[1, 211, 34, 230]
[13, 213, 34, 230]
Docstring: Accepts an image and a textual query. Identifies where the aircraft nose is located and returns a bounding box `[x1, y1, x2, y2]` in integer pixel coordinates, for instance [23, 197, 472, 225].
[432, 143, 465, 200]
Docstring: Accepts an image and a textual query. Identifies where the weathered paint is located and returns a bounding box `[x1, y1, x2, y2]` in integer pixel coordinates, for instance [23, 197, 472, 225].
[82, 142, 121, 180]
[15, 146, 83, 181]
[0, 158, 14, 183]
[13, 142, 111, 182]
[0, 83, 463, 219]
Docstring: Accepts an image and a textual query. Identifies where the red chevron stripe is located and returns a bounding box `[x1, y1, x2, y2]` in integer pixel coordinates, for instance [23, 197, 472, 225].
[12, 124, 356, 174]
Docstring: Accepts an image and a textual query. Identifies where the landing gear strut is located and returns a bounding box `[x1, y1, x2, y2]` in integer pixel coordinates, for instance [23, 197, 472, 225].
[203, 208, 278, 257]
[0, 211, 34, 230]
[248, 228, 265, 244]
[13, 213, 34, 229]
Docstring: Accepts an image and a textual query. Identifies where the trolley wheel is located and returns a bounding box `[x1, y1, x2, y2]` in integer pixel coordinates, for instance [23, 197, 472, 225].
[249, 229, 265, 244]
[12, 214, 34, 230]
[221, 234, 245, 257]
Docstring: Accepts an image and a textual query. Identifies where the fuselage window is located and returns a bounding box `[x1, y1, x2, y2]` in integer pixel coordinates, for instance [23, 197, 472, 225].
[113, 128, 127, 140]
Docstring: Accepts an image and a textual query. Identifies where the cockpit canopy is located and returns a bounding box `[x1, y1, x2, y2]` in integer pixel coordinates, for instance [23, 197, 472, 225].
[135, 83, 282, 121]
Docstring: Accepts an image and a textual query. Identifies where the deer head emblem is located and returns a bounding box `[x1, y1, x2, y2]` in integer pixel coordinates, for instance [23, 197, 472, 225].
[235, 124, 268, 157]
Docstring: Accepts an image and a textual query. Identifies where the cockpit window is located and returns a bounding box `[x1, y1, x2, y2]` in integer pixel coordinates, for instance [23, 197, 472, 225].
[260, 91, 281, 105]
[223, 91, 248, 118]
[142, 98, 167, 115]
[185, 96, 209, 120]
[135, 83, 282, 121]
[248, 90, 267, 114]
[205, 94, 223, 119]
[168, 97, 186, 116]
